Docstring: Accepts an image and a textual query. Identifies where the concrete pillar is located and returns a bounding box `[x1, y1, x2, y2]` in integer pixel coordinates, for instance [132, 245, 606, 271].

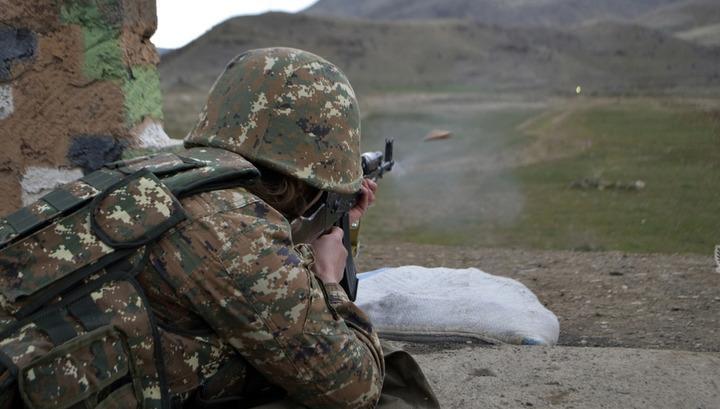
[0, 0, 176, 214]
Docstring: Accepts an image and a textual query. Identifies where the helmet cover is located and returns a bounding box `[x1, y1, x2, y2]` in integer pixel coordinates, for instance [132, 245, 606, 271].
[185, 47, 362, 194]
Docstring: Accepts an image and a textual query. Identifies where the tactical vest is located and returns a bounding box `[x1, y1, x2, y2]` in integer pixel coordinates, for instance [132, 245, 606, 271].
[0, 147, 259, 409]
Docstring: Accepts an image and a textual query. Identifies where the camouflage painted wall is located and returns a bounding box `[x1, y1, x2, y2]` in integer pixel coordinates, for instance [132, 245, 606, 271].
[0, 0, 177, 214]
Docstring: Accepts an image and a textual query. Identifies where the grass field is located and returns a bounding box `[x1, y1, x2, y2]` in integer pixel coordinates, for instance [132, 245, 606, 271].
[359, 97, 720, 255]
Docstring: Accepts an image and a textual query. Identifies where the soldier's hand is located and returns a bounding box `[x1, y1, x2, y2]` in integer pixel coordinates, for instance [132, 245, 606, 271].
[349, 179, 377, 225]
[310, 227, 347, 284]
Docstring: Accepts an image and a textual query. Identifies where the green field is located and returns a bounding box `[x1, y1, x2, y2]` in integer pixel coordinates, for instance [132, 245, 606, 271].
[160, 94, 719, 255]
[359, 98, 720, 255]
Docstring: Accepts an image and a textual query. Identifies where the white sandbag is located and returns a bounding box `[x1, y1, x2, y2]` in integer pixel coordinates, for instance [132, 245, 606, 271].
[356, 266, 559, 345]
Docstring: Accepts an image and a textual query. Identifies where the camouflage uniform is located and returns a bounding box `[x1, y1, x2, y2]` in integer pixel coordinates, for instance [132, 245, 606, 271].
[140, 48, 384, 408]
[137, 186, 383, 408]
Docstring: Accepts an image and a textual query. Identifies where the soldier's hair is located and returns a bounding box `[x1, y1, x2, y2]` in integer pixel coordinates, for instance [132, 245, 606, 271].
[247, 165, 319, 220]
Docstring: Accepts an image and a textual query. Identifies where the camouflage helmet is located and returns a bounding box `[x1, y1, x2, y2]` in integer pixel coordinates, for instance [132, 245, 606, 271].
[185, 47, 362, 194]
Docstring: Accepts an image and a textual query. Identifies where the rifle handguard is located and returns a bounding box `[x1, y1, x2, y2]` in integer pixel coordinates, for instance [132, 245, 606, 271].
[337, 214, 359, 301]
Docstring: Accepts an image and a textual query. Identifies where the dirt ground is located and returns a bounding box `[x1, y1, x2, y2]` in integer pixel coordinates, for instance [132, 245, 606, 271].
[408, 344, 720, 408]
[358, 244, 720, 352]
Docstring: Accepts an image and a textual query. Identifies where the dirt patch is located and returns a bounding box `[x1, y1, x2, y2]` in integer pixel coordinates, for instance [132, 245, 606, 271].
[408, 343, 720, 409]
[358, 243, 720, 352]
[512, 101, 596, 167]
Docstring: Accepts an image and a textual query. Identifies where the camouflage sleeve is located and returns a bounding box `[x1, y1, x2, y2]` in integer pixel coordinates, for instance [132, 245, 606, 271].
[292, 245, 384, 367]
[172, 197, 383, 409]
[321, 282, 385, 380]
[322, 282, 383, 362]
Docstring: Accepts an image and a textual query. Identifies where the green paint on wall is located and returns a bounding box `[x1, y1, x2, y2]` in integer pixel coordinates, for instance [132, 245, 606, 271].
[60, 1, 165, 126]
[123, 65, 163, 126]
[60, 0, 124, 81]
[83, 28, 124, 80]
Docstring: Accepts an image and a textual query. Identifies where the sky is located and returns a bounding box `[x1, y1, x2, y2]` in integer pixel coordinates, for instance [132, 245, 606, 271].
[153, 0, 318, 49]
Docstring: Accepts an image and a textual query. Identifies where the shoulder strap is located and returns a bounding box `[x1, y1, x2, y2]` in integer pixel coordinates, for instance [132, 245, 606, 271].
[0, 148, 259, 250]
[0, 169, 124, 248]
[0, 147, 258, 318]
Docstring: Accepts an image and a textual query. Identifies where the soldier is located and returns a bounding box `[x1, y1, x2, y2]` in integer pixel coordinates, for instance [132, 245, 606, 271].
[137, 48, 435, 408]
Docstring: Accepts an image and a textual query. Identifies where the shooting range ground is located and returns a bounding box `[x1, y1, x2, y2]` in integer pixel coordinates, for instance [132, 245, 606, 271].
[359, 95, 720, 255]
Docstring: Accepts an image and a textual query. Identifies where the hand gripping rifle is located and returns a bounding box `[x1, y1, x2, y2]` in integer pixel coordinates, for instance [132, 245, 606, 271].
[291, 139, 395, 301]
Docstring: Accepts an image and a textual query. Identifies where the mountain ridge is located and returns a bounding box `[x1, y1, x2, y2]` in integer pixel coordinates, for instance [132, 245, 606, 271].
[303, 0, 685, 26]
[160, 11, 719, 96]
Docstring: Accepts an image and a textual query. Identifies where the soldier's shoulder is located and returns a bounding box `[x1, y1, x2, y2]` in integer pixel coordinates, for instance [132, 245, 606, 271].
[173, 187, 292, 256]
[180, 187, 264, 220]
[179, 187, 289, 232]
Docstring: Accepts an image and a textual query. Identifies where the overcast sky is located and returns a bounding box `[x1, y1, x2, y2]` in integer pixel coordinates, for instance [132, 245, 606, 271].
[153, 0, 318, 49]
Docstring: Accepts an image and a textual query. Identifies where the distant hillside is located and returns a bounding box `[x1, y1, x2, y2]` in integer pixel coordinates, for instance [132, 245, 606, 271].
[636, 0, 720, 46]
[160, 12, 719, 96]
[304, 0, 684, 27]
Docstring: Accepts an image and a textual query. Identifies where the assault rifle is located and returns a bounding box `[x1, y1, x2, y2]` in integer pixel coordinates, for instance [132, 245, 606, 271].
[291, 139, 395, 301]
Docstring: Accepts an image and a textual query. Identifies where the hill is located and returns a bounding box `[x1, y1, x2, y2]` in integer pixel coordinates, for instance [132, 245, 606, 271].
[159, 12, 719, 137]
[303, 0, 684, 26]
[635, 0, 720, 46]
[636, 0, 720, 31]
[160, 12, 719, 98]
[304, 0, 720, 47]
